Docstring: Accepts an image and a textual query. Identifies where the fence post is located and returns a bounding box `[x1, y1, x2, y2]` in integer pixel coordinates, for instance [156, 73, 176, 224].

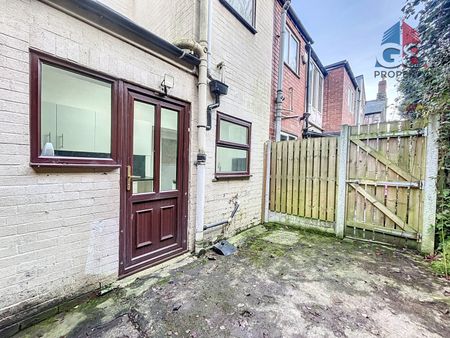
[335, 125, 350, 238]
[421, 115, 439, 254]
[262, 141, 272, 223]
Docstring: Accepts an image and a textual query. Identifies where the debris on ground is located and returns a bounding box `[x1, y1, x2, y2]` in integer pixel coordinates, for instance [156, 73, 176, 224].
[15, 224, 450, 338]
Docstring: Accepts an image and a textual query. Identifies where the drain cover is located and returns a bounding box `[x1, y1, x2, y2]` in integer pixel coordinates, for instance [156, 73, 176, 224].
[212, 240, 237, 256]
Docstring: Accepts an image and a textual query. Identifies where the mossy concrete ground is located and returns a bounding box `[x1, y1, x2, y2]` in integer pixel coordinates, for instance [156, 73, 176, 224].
[16, 224, 450, 337]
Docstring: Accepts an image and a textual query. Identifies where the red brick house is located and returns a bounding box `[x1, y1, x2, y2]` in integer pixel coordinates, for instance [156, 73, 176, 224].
[270, 0, 313, 140]
[322, 60, 363, 133]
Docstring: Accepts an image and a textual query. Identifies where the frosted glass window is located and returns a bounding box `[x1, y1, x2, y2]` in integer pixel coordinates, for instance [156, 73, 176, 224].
[219, 120, 248, 145]
[132, 101, 155, 194]
[40, 63, 112, 158]
[160, 108, 179, 191]
[216, 147, 248, 173]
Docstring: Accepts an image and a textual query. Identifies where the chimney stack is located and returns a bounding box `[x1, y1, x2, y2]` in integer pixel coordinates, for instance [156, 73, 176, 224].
[377, 78, 387, 100]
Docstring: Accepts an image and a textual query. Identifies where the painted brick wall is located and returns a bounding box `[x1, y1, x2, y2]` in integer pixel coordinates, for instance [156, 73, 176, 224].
[0, 0, 198, 326]
[99, 0, 275, 238]
[322, 67, 356, 132]
[269, 2, 307, 140]
[202, 0, 274, 236]
[0, 0, 275, 324]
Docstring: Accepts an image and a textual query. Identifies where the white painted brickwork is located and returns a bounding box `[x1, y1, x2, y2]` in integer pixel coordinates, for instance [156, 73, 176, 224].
[0, 0, 197, 325]
[125, 0, 275, 238]
[0, 0, 274, 324]
[203, 0, 274, 236]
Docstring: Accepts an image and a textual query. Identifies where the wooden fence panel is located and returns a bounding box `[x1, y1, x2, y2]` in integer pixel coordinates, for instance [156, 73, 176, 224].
[326, 138, 337, 222]
[267, 120, 428, 248]
[269, 137, 339, 223]
[298, 140, 307, 217]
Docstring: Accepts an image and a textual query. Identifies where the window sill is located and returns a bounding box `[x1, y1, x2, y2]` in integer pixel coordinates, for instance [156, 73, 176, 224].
[214, 174, 252, 181]
[30, 159, 120, 170]
[219, 0, 257, 34]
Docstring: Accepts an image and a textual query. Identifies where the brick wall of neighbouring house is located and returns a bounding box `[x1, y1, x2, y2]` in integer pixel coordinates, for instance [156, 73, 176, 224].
[322, 66, 357, 132]
[0, 0, 198, 327]
[269, 2, 307, 140]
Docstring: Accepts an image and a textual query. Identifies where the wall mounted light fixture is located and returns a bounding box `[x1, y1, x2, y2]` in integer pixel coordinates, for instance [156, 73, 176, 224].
[161, 74, 174, 95]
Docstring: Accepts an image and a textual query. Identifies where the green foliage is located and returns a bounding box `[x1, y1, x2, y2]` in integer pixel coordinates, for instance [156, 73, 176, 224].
[431, 239, 450, 276]
[399, 0, 450, 265]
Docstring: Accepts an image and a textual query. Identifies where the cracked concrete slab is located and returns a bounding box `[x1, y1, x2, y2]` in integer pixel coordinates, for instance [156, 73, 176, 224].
[15, 224, 450, 338]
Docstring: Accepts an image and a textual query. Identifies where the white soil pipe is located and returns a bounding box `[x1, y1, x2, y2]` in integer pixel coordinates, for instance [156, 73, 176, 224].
[173, 0, 209, 243]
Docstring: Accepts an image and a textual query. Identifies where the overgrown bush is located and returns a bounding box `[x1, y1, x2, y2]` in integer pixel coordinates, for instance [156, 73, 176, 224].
[399, 0, 450, 276]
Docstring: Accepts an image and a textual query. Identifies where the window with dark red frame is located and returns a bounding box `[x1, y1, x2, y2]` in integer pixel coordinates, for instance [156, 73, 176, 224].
[30, 50, 119, 168]
[215, 113, 251, 178]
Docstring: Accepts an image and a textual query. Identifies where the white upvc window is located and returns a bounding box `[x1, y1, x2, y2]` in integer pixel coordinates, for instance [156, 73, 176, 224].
[284, 27, 299, 73]
[347, 88, 355, 113]
[308, 61, 324, 114]
[280, 131, 298, 141]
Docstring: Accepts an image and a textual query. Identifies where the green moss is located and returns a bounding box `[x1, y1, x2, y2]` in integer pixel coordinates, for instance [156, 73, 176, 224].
[241, 236, 288, 267]
[431, 239, 450, 277]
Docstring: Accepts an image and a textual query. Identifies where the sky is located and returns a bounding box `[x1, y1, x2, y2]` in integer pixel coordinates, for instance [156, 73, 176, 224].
[292, 0, 416, 120]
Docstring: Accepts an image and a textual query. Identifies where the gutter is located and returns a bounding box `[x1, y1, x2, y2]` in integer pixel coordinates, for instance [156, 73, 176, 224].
[325, 60, 358, 89]
[278, 0, 314, 44]
[39, 0, 200, 68]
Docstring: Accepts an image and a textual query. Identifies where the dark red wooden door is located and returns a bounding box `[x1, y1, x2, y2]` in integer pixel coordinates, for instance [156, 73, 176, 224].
[120, 83, 189, 277]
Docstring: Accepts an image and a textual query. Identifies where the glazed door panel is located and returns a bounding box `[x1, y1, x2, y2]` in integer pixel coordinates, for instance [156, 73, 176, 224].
[120, 84, 189, 276]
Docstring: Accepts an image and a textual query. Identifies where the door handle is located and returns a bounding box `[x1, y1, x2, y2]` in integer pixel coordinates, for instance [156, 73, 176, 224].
[127, 165, 132, 191]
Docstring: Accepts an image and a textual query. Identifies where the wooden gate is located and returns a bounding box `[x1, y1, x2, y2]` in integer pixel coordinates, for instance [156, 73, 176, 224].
[344, 121, 426, 244]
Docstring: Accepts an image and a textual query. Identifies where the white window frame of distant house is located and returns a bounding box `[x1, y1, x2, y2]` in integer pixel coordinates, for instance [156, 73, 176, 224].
[280, 131, 298, 141]
[347, 88, 354, 113]
[284, 27, 300, 74]
[308, 61, 324, 114]
[220, 0, 256, 33]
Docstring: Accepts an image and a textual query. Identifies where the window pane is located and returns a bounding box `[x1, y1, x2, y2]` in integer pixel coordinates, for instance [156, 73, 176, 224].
[318, 75, 323, 112]
[160, 108, 179, 191]
[219, 119, 248, 145]
[289, 35, 298, 71]
[308, 67, 314, 106]
[133, 101, 155, 194]
[283, 32, 290, 64]
[313, 68, 320, 109]
[40, 63, 112, 158]
[225, 0, 254, 24]
[216, 147, 248, 173]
